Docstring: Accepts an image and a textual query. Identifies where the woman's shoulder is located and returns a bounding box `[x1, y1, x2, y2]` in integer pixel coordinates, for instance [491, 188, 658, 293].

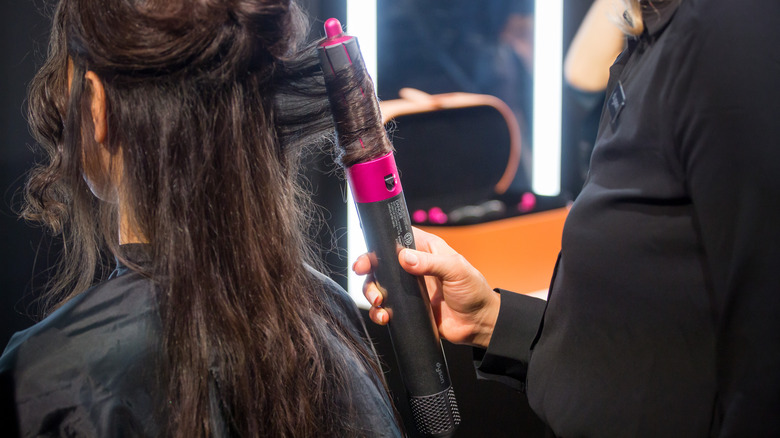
[2, 269, 158, 356]
[304, 264, 365, 330]
[0, 270, 161, 436]
[663, 0, 779, 115]
[303, 265, 403, 437]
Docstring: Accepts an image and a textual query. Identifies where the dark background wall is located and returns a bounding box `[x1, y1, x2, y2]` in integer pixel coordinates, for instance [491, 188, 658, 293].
[0, 0, 57, 347]
[1, 1, 596, 436]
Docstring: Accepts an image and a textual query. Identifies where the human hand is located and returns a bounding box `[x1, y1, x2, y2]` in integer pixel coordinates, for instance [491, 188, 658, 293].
[353, 228, 500, 348]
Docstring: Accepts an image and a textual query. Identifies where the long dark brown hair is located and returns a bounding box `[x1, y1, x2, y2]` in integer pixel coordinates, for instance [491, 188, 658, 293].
[23, 0, 394, 436]
[323, 52, 394, 168]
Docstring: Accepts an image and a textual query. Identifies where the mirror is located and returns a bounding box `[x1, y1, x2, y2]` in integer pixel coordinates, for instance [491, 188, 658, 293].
[377, 0, 536, 196]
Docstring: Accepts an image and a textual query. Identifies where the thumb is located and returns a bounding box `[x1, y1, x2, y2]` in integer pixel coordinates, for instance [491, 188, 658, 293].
[398, 248, 466, 282]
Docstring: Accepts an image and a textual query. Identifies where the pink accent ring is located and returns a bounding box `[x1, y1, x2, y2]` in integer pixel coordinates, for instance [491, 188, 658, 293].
[347, 153, 403, 203]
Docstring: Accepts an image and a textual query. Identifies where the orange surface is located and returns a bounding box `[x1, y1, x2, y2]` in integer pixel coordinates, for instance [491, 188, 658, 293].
[419, 207, 569, 295]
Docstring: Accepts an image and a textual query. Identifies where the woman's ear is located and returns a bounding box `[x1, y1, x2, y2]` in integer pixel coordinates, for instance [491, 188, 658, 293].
[81, 69, 121, 203]
[84, 71, 107, 144]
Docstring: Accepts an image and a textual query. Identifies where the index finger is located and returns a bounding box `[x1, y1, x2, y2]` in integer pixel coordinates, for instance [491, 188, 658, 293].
[411, 227, 457, 256]
[352, 253, 373, 276]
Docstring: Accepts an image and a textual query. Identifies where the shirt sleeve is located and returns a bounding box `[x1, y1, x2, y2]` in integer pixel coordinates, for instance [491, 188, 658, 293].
[473, 289, 547, 392]
[672, 1, 780, 434]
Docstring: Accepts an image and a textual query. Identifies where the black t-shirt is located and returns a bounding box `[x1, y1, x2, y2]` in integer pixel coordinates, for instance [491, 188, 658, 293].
[477, 0, 780, 436]
[0, 246, 401, 437]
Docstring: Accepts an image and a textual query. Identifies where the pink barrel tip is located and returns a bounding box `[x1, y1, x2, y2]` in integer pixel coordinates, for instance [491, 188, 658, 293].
[324, 18, 343, 39]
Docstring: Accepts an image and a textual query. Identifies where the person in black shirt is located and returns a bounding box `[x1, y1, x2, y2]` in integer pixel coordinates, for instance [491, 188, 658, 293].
[0, 0, 402, 436]
[357, 0, 780, 435]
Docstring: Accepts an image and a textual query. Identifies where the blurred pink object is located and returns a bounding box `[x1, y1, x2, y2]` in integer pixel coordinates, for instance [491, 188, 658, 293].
[412, 209, 428, 223]
[518, 192, 536, 213]
[428, 207, 448, 224]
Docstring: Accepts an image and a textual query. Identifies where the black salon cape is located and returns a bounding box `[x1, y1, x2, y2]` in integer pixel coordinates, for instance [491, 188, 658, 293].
[0, 247, 401, 437]
[475, 0, 780, 436]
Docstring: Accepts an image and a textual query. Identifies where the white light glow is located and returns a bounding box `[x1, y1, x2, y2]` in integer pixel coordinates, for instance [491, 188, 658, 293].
[347, 1, 378, 84]
[345, 192, 369, 308]
[345, 0, 377, 308]
[532, 0, 563, 196]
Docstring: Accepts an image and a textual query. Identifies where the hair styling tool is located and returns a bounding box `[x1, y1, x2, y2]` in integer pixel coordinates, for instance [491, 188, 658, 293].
[318, 18, 460, 437]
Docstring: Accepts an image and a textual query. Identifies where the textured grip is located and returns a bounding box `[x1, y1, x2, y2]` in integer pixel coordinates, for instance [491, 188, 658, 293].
[409, 386, 461, 437]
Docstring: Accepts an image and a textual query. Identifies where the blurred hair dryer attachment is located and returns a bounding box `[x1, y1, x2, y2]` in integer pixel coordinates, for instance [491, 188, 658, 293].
[318, 18, 460, 437]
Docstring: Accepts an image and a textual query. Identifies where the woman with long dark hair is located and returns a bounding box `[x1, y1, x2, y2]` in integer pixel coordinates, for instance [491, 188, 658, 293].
[0, 0, 401, 436]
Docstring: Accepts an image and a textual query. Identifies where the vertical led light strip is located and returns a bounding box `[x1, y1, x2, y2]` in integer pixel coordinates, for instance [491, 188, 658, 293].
[346, 0, 377, 308]
[532, 0, 563, 196]
[346, 1, 378, 83]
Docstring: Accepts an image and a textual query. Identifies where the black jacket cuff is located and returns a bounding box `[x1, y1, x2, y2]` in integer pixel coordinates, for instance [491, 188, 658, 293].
[473, 289, 547, 392]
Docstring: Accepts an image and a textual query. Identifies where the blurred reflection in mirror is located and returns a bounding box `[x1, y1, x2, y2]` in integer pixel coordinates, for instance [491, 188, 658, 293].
[377, 0, 535, 192]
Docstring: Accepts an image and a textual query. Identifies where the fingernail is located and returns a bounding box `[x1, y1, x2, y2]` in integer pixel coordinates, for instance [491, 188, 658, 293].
[403, 250, 418, 266]
[370, 293, 380, 307]
[379, 312, 388, 324]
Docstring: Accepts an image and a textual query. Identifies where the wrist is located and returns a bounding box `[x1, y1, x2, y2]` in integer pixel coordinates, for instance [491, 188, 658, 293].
[469, 289, 501, 348]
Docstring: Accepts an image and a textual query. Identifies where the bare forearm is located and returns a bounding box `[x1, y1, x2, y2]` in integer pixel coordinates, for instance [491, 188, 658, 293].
[564, 0, 626, 92]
